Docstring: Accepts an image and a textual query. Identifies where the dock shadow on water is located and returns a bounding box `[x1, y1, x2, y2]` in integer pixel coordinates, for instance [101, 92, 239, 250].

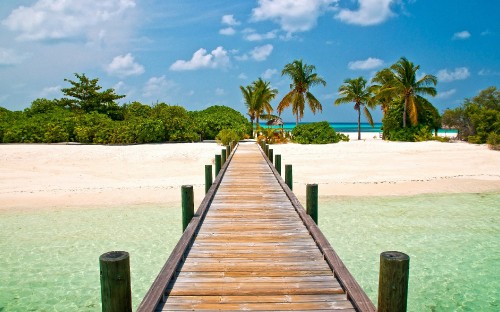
[318, 192, 500, 312]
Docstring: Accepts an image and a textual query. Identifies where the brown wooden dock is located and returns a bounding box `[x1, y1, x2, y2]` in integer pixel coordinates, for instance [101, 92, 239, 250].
[137, 142, 375, 311]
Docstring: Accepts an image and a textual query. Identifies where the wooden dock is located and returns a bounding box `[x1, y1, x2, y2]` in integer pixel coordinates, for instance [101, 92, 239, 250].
[137, 142, 376, 311]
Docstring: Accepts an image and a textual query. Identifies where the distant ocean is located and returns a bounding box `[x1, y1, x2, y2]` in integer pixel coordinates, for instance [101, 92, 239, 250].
[259, 122, 458, 135]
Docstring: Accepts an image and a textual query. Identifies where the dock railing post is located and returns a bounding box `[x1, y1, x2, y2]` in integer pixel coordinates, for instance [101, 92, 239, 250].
[275, 154, 281, 175]
[215, 155, 221, 176]
[221, 148, 227, 166]
[226, 145, 231, 158]
[265, 144, 269, 159]
[99, 251, 132, 312]
[205, 165, 213, 193]
[285, 164, 293, 190]
[378, 251, 410, 312]
[306, 184, 318, 224]
[268, 148, 274, 164]
[181, 185, 194, 232]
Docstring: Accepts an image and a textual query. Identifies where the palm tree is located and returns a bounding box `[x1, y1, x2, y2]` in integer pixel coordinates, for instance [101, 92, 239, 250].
[335, 77, 374, 140]
[371, 68, 397, 117]
[382, 57, 437, 127]
[277, 59, 326, 126]
[240, 78, 278, 137]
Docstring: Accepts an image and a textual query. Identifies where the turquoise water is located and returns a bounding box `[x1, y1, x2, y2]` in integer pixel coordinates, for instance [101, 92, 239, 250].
[1, 193, 498, 311]
[319, 193, 500, 312]
[258, 122, 458, 135]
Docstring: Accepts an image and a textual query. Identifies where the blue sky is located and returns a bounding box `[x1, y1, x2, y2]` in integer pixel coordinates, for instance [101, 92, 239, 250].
[0, 0, 498, 122]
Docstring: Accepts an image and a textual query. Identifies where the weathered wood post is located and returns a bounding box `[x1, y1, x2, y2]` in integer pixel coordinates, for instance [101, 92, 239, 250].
[275, 154, 281, 175]
[265, 144, 269, 159]
[226, 145, 231, 157]
[99, 251, 132, 312]
[215, 155, 221, 176]
[268, 148, 274, 164]
[181, 185, 194, 232]
[221, 148, 226, 166]
[378, 251, 410, 312]
[205, 165, 213, 193]
[285, 164, 293, 190]
[306, 184, 318, 224]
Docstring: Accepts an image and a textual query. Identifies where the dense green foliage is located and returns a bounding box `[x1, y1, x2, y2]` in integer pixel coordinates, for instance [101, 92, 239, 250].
[0, 75, 249, 144]
[442, 86, 500, 148]
[291, 121, 349, 144]
[191, 105, 251, 140]
[216, 129, 241, 146]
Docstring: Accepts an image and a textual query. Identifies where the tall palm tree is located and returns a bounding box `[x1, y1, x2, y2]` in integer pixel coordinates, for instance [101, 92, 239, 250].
[240, 78, 278, 136]
[277, 59, 326, 126]
[382, 57, 437, 127]
[371, 68, 397, 117]
[335, 77, 374, 140]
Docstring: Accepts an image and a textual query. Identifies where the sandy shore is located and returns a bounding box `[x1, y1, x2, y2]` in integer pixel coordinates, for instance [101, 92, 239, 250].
[1, 137, 499, 210]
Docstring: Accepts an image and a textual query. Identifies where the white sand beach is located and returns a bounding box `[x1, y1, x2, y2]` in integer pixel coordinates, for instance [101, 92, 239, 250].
[1, 137, 499, 210]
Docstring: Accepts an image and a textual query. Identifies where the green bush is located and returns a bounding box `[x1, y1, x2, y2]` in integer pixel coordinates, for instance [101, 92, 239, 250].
[216, 129, 241, 146]
[292, 121, 349, 144]
[192, 105, 251, 140]
[487, 132, 500, 150]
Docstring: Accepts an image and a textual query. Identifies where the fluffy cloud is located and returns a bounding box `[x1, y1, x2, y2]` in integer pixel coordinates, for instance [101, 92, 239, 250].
[106, 53, 144, 77]
[2, 0, 136, 42]
[250, 44, 274, 61]
[437, 67, 470, 82]
[219, 27, 236, 36]
[436, 89, 456, 99]
[336, 0, 395, 26]
[262, 68, 278, 79]
[243, 29, 278, 41]
[143, 76, 176, 98]
[452, 31, 471, 40]
[0, 47, 29, 65]
[221, 15, 240, 26]
[170, 47, 230, 71]
[251, 0, 337, 33]
[348, 57, 384, 70]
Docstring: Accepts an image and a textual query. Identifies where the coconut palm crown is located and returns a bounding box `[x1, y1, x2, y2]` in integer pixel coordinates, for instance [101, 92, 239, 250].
[277, 59, 326, 126]
[382, 57, 437, 127]
[335, 77, 374, 140]
[240, 78, 278, 136]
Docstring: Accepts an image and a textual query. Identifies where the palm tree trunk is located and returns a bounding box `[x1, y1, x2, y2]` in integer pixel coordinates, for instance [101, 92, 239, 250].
[403, 97, 408, 128]
[295, 114, 299, 127]
[357, 108, 361, 140]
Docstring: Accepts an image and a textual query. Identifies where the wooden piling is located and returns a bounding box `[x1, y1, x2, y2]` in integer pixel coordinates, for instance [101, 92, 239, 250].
[275, 154, 281, 175]
[265, 144, 269, 158]
[221, 148, 227, 166]
[226, 145, 231, 158]
[378, 251, 410, 312]
[285, 164, 293, 190]
[99, 251, 132, 312]
[181, 185, 194, 232]
[205, 165, 213, 193]
[268, 148, 274, 164]
[306, 184, 318, 224]
[215, 155, 221, 177]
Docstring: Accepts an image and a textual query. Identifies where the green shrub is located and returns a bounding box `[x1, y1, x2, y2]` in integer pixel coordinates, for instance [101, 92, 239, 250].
[216, 129, 241, 146]
[487, 132, 500, 150]
[292, 121, 349, 144]
[192, 105, 251, 140]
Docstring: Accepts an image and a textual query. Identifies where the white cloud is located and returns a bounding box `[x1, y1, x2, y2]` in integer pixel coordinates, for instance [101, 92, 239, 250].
[215, 88, 225, 96]
[238, 73, 248, 79]
[436, 89, 456, 99]
[452, 31, 471, 40]
[143, 76, 176, 98]
[262, 68, 278, 79]
[336, 0, 395, 26]
[243, 29, 278, 41]
[250, 44, 273, 61]
[437, 67, 470, 82]
[106, 53, 144, 77]
[478, 69, 500, 76]
[251, 0, 338, 33]
[39, 85, 61, 98]
[221, 15, 240, 26]
[2, 0, 136, 42]
[219, 27, 236, 36]
[0, 47, 29, 65]
[348, 57, 384, 70]
[170, 47, 230, 71]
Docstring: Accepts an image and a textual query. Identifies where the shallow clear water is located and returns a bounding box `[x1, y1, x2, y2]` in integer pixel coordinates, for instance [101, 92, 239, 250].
[0, 205, 181, 311]
[0, 193, 498, 311]
[319, 193, 500, 312]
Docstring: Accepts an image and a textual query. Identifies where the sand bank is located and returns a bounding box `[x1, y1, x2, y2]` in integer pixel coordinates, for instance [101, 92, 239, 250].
[1, 138, 499, 210]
